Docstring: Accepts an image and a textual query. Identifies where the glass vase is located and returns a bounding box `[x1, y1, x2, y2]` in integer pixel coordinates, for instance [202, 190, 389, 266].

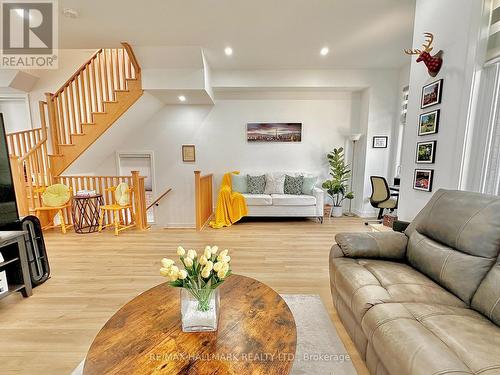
[181, 287, 220, 332]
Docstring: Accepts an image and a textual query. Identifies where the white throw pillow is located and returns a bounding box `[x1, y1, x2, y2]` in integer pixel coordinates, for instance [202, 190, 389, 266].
[264, 173, 285, 194]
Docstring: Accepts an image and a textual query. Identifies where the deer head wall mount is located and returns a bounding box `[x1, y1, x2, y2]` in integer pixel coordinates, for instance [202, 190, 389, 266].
[405, 32, 443, 77]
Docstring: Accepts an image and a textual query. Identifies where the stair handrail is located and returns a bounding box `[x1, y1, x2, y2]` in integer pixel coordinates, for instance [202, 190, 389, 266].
[121, 42, 141, 74]
[52, 49, 103, 98]
[146, 188, 172, 211]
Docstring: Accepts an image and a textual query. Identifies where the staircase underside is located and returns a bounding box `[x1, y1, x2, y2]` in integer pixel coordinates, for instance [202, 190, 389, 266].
[50, 79, 143, 176]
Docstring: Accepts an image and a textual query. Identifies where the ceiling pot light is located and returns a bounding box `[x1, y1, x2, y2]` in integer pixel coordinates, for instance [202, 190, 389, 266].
[178, 95, 186, 102]
[320, 47, 329, 56]
[224, 47, 233, 56]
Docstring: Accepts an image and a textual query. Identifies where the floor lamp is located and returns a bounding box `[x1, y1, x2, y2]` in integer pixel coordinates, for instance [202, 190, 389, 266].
[345, 133, 362, 217]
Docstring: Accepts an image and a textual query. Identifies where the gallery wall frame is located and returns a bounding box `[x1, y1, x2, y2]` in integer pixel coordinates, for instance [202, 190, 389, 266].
[421, 79, 443, 109]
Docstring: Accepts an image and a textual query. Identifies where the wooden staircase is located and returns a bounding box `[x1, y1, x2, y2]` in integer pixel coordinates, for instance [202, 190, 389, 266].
[6, 42, 149, 230]
[46, 43, 143, 175]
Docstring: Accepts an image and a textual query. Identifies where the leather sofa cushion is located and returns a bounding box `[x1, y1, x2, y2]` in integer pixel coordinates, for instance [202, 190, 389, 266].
[361, 302, 500, 375]
[330, 257, 465, 324]
[472, 262, 500, 326]
[407, 231, 496, 304]
[241, 193, 272, 206]
[406, 189, 500, 259]
[270, 194, 316, 206]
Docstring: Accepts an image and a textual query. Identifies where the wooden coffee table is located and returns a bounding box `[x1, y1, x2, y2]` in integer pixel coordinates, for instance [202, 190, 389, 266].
[83, 275, 297, 374]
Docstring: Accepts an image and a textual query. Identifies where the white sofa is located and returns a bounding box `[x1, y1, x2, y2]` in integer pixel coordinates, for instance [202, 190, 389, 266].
[239, 172, 325, 223]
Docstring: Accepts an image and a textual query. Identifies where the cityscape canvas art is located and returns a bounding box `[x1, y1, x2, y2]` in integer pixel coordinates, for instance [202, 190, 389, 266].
[247, 123, 302, 142]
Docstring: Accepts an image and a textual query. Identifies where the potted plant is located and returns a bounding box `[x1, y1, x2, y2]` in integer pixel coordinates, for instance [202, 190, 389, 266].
[160, 245, 231, 332]
[322, 147, 354, 217]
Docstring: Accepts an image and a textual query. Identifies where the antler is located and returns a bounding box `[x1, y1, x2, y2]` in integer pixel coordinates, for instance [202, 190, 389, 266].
[422, 32, 434, 53]
[404, 48, 422, 55]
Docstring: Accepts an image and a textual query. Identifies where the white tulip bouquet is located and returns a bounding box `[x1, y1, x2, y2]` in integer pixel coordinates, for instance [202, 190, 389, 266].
[160, 245, 232, 312]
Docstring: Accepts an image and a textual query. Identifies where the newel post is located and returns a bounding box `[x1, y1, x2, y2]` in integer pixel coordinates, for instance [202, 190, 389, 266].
[131, 170, 148, 230]
[45, 93, 59, 155]
[9, 156, 29, 216]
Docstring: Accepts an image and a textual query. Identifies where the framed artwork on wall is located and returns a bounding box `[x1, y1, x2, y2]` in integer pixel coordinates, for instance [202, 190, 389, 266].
[247, 123, 302, 142]
[416, 141, 437, 163]
[182, 145, 196, 162]
[372, 136, 388, 148]
[413, 169, 434, 192]
[421, 79, 443, 109]
[418, 109, 440, 136]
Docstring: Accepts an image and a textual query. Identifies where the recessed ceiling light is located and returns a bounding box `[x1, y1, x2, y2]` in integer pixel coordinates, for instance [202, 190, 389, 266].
[320, 47, 329, 56]
[178, 95, 186, 102]
[224, 47, 233, 56]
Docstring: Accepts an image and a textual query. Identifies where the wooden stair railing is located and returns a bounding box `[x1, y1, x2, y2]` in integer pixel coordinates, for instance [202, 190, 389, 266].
[46, 42, 143, 175]
[5, 42, 149, 231]
[6, 101, 47, 158]
[55, 171, 148, 229]
[146, 188, 172, 211]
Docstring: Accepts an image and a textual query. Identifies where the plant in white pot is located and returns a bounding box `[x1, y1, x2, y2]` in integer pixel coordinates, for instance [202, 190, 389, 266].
[322, 147, 354, 217]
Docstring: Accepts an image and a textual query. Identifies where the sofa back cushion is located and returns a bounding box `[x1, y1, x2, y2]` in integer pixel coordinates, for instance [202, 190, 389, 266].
[471, 262, 500, 326]
[302, 176, 318, 195]
[407, 231, 496, 304]
[284, 175, 304, 195]
[405, 189, 500, 305]
[264, 173, 285, 194]
[247, 174, 266, 194]
[231, 174, 248, 193]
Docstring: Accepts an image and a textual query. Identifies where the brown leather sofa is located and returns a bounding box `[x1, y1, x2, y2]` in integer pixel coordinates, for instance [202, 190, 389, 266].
[329, 189, 500, 375]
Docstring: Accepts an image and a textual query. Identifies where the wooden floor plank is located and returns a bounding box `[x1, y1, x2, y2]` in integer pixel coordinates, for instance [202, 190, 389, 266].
[0, 216, 370, 375]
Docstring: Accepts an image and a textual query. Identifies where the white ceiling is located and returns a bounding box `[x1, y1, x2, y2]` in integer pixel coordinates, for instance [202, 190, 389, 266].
[59, 0, 415, 70]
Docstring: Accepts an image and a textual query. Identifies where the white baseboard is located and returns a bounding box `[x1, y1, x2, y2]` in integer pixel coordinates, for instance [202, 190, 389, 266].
[352, 209, 378, 218]
[159, 223, 196, 229]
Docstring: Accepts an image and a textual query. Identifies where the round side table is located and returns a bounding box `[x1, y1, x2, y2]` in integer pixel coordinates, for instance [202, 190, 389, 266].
[71, 194, 103, 234]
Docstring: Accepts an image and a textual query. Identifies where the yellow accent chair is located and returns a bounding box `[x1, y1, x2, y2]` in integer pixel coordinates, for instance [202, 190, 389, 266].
[35, 184, 73, 233]
[98, 182, 136, 235]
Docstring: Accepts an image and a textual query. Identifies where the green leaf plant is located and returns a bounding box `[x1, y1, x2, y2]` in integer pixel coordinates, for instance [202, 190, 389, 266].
[321, 147, 354, 207]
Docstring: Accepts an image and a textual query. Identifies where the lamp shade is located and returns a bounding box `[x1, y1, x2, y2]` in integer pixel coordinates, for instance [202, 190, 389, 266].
[349, 133, 362, 141]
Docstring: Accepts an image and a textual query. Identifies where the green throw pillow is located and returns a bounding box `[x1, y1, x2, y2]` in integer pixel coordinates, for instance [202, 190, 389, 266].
[231, 174, 248, 193]
[247, 175, 266, 194]
[284, 175, 304, 195]
[302, 176, 317, 195]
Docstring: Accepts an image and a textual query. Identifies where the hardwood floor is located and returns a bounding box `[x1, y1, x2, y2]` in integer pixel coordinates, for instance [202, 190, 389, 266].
[0, 216, 370, 375]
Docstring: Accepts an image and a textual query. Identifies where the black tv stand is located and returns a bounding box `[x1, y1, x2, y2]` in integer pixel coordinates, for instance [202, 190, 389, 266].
[0, 231, 32, 299]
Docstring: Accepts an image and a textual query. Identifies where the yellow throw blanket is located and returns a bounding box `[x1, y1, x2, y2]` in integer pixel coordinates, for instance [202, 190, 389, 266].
[209, 172, 248, 229]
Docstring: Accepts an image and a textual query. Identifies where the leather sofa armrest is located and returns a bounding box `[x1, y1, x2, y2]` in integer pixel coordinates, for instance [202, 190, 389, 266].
[335, 232, 408, 259]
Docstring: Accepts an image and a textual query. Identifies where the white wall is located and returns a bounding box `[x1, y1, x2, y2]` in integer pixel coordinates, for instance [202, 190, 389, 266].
[398, 0, 486, 221]
[69, 94, 358, 227]
[0, 98, 31, 133]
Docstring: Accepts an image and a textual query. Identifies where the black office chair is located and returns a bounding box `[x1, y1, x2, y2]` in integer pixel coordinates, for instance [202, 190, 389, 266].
[364, 176, 398, 225]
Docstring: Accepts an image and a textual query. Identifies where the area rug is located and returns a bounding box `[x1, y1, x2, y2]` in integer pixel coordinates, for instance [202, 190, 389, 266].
[283, 294, 357, 375]
[71, 294, 356, 375]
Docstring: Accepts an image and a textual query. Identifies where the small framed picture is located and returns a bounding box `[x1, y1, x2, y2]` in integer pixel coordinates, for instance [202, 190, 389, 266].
[372, 136, 388, 148]
[182, 145, 196, 162]
[416, 141, 437, 164]
[413, 169, 434, 192]
[421, 79, 443, 109]
[418, 109, 440, 136]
